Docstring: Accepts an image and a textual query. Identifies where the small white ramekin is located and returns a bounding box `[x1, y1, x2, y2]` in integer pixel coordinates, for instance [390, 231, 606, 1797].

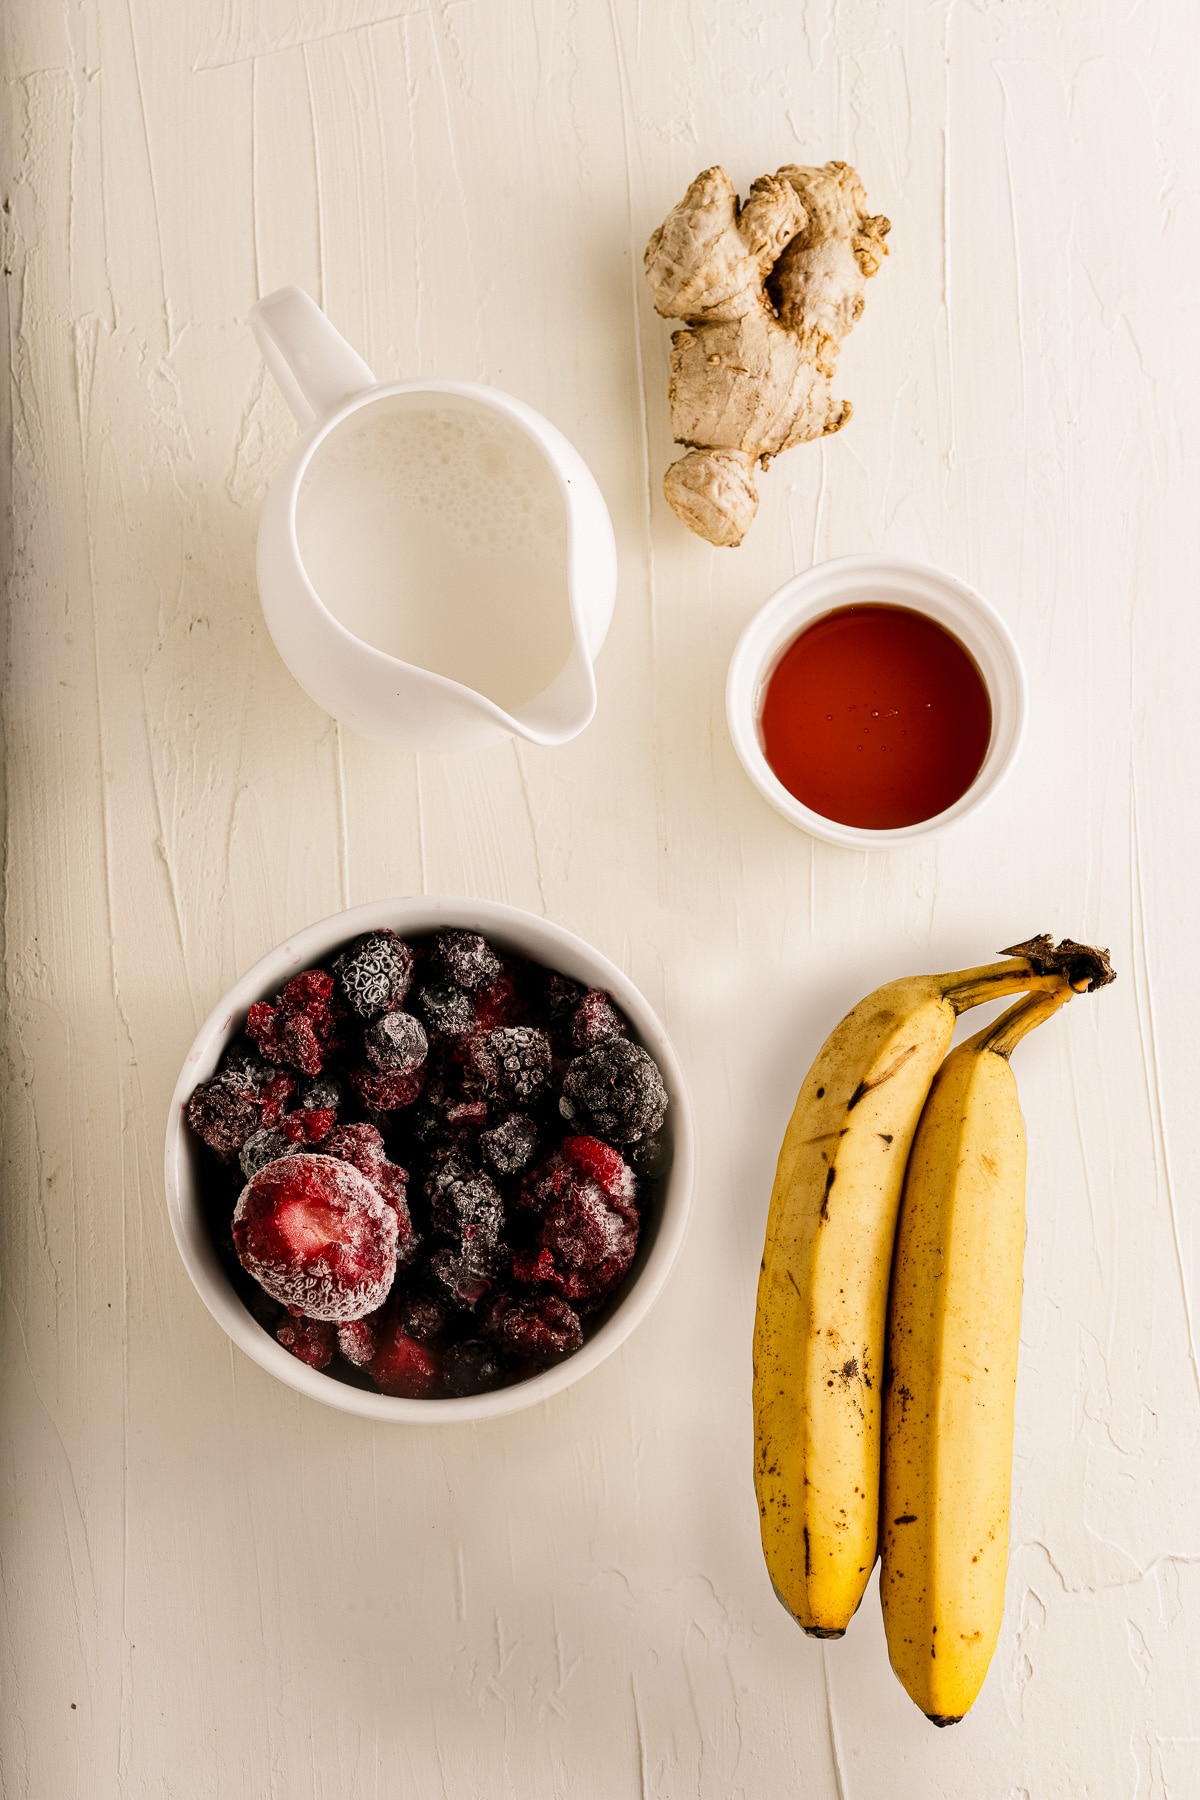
[725, 555, 1027, 849]
[164, 897, 695, 1423]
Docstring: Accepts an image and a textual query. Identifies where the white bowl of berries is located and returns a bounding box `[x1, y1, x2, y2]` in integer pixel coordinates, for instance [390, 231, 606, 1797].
[164, 898, 694, 1421]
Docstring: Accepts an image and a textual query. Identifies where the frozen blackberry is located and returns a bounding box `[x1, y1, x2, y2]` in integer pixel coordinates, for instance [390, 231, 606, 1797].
[397, 1292, 449, 1345]
[536, 971, 586, 1025]
[428, 1245, 495, 1310]
[219, 1035, 275, 1081]
[333, 930, 414, 1019]
[187, 1064, 294, 1160]
[571, 989, 627, 1051]
[433, 930, 502, 991]
[417, 982, 476, 1038]
[487, 1293, 583, 1366]
[443, 1338, 508, 1397]
[560, 1038, 668, 1144]
[426, 1160, 504, 1251]
[239, 1126, 291, 1181]
[479, 1112, 538, 1177]
[364, 1009, 428, 1074]
[466, 1026, 552, 1105]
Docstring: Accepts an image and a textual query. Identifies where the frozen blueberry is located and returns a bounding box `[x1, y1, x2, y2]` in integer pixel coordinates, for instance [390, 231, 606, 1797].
[433, 930, 502, 991]
[559, 1039, 668, 1144]
[186, 1064, 294, 1161]
[239, 1126, 291, 1181]
[397, 1292, 449, 1345]
[333, 930, 415, 1019]
[364, 1009, 428, 1074]
[442, 1338, 508, 1397]
[299, 1075, 346, 1112]
[417, 982, 476, 1038]
[479, 1112, 538, 1177]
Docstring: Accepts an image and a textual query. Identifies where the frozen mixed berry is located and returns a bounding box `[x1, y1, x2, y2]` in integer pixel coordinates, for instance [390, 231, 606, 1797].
[336, 1315, 379, 1368]
[322, 1123, 413, 1250]
[465, 1026, 552, 1105]
[559, 1038, 668, 1144]
[232, 1153, 398, 1322]
[397, 1292, 449, 1345]
[299, 1075, 346, 1112]
[279, 1105, 338, 1147]
[247, 969, 342, 1078]
[426, 1159, 504, 1252]
[473, 968, 521, 1031]
[571, 989, 626, 1051]
[186, 1064, 294, 1160]
[445, 1098, 488, 1127]
[428, 1245, 496, 1310]
[479, 1112, 538, 1177]
[348, 1062, 425, 1112]
[535, 970, 586, 1025]
[443, 1338, 508, 1397]
[239, 1125, 290, 1181]
[487, 1293, 583, 1366]
[416, 982, 476, 1037]
[368, 1320, 441, 1397]
[333, 930, 415, 1019]
[364, 1009, 428, 1074]
[276, 1313, 335, 1370]
[515, 1137, 639, 1303]
[433, 930, 502, 991]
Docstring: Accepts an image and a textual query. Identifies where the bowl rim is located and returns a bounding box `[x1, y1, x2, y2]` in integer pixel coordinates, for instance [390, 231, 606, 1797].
[163, 896, 695, 1423]
[725, 553, 1028, 848]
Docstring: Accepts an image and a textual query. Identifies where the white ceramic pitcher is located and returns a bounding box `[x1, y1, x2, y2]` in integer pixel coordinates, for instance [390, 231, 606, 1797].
[250, 287, 617, 751]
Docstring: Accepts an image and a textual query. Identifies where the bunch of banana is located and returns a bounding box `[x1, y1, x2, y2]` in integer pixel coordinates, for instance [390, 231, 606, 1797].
[752, 934, 1114, 1721]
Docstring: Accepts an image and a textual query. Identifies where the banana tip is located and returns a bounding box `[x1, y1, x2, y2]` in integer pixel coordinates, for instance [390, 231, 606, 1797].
[801, 1625, 847, 1640]
[925, 1713, 964, 1728]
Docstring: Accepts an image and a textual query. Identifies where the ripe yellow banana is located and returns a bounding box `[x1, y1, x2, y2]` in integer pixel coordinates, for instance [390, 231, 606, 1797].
[879, 987, 1074, 1724]
[753, 946, 1075, 1639]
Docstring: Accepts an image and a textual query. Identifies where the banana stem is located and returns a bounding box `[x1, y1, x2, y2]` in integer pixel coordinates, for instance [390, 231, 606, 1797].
[945, 936, 1115, 1016]
[971, 983, 1073, 1060]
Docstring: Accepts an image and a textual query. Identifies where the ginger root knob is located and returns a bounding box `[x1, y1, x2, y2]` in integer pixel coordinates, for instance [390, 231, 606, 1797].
[645, 160, 890, 547]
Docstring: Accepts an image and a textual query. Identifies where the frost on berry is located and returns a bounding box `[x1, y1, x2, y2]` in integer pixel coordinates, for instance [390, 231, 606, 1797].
[186, 1064, 295, 1160]
[276, 1313, 335, 1370]
[416, 983, 476, 1038]
[322, 1123, 414, 1258]
[246, 969, 342, 1077]
[364, 1010, 428, 1074]
[279, 1106, 338, 1147]
[232, 1153, 398, 1322]
[336, 1316, 380, 1368]
[515, 1139, 639, 1302]
[333, 930, 415, 1019]
[465, 1026, 552, 1106]
[348, 1062, 425, 1112]
[559, 1038, 668, 1144]
[239, 1126, 290, 1181]
[571, 990, 627, 1051]
[433, 930, 501, 992]
[487, 1292, 583, 1366]
[479, 1112, 538, 1177]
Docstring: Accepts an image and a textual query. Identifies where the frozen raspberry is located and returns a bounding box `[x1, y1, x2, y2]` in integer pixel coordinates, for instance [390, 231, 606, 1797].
[348, 1063, 425, 1112]
[443, 1338, 508, 1397]
[322, 1123, 414, 1253]
[279, 1106, 338, 1147]
[571, 989, 626, 1051]
[299, 1075, 345, 1113]
[434, 930, 501, 991]
[428, 1245, 495, 1310]
[368, 1321, 441, 1398]
[336, 1316, 379, 1367]
[445, 1098, 488, 1127]
[333, 930, 414, 1019]
[247, 969, 342, 1077]
[364, 1010, 428, 1074]
[416, 983, 475, 1037]
[186, 1065, 294, 1160]
[397, 1292, 448, 1345]
[473, 969, 521, 1032]
[515, 1139, 639, 1302]
[466, 1026, 552, 1105]
[559, 1039, 668, 1144]
[239, 1126, 290, 1181]
[426, 1160, 504, 1251]
[479, 1112, 538, 1176]
[276, 1313, 335, 1370]
[487, 1292, 583, 1365]
[232, 1153, 398, 1322]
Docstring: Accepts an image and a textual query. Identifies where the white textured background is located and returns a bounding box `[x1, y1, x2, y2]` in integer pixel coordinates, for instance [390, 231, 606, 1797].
[3, 1, 1199, 1794]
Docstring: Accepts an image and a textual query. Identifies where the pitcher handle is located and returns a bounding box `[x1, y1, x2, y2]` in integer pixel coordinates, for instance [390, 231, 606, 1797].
[250, 286, 376, 427]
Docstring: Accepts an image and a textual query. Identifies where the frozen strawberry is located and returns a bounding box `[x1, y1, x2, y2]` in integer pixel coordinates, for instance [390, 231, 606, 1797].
[487, 1292, 583, 1366]
[368, 1320, 441, 1397]
[276, 1313, 335, 1370]
[515, 1138, 639, 1303]
[247, 969, 342, 1077]
[232, 1153, 398, 1321]
[186, 1064, 294, 1160]
[348, 1062, 425, 1112]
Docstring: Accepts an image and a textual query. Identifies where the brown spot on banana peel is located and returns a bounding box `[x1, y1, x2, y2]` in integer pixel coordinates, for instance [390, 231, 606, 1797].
[819, 1166, 836, 1219]
[846, 1041, 918, 1110]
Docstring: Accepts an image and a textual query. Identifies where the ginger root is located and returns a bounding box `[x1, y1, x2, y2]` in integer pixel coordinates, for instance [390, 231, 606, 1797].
[644, 161, 890, 547]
